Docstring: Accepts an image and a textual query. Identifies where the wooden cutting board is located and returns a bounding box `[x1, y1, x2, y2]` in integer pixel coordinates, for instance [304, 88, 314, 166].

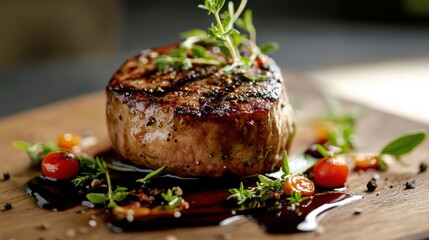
[1, 73, 428, 240]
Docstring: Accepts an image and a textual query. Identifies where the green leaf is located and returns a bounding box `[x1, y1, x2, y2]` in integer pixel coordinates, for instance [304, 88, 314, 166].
[95, 158, 106, 174]
[108, 200, 117, 208]
[12, 141, 31, 150]
[315, 144, 331, 158]
[257, 175, 275, 186]
[86, 193, 107, 204]
[380, 130, 427, 159]
[378, 157, 388, 171]
[179, 29, 208, 39]
[281, 152, 290, 175]
[112, 192, 129, 202]
[12, 141, 66, 167]
[259, 42, 279, 54]
[114, 187, 128, 193]
[136, 165, 167, 185]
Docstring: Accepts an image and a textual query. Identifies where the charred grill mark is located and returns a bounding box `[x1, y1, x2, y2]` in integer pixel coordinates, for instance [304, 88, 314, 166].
[107, 47, 283, 118]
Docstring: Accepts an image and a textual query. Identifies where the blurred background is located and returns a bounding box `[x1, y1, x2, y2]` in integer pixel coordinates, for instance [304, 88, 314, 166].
[1, 0, 429, 122]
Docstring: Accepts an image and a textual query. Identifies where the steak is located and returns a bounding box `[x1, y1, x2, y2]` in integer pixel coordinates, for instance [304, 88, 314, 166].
[106, 45, 295, 177]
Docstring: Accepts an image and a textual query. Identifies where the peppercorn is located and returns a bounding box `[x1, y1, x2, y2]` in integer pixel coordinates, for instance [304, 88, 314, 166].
[4, 202, 12, 210]
[366, 178, 377, 192]
[3, 172, 10, 181]
[405, 181, 415, 189]
[419, 162, 427, 174]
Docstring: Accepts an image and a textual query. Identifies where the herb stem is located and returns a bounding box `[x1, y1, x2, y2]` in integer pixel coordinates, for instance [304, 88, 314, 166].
[229, 0, 247, 30]
[164, 56, 223, 66]
[103, 161, 115, 207]
[213, 9, 240, 66]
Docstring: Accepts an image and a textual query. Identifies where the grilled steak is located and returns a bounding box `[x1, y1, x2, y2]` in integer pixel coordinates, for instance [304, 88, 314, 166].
[106, 45, 295, 177]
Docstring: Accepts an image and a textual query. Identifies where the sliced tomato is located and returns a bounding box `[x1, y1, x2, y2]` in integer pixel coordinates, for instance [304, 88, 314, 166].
[353, 154, 380, 170]
[284, 175, 315, 196]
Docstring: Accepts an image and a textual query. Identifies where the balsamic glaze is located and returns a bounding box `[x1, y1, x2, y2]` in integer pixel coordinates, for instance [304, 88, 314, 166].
[25, 176, 82, 211]
[25, 173, 361, 233]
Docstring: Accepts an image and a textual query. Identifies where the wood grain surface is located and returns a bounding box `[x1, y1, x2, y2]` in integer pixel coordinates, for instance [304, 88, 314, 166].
[0, 73, 428, 240]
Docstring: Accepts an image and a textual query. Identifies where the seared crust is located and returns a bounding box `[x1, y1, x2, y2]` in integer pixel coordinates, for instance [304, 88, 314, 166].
[106, 45, 295, 177]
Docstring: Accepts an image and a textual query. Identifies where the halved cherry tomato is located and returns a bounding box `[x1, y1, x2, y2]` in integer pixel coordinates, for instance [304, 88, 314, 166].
[41, 152, 80, 181]
[57, 133, 80, 150]
[313, 155, 348, 188]
[353, 154, 380, 170]
[284, 175, 315, 196]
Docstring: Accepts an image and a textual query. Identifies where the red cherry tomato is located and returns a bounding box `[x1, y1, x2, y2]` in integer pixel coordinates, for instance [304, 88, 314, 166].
[313, 155, 349, 188]
[41, 152, 80, 181]
[57, 133, 81, 150]
[284, 175, 315, 196]
[353, 154, 380, 170]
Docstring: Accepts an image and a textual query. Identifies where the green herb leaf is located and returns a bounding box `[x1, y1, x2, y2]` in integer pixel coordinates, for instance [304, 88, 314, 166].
[281, 152, 290, 175]
[227, 182, 255, 205]
[380, 130, 427, 159]
[12, 141, 67, 167]
[136, 165, 167, 185]
[259, 42, 279, 54]
[86, 193, 107, 204]
[11, 141, 31, 150]
[179, 29, 208, 39]
[161, 188, 185, 209]
[287, 191, 310, 206]
[114, 187, 129, 193]
[112, 191, 129, 202]
[95, 158, 106, 174]
[108, 200, 117, 208]
[315, 144, 331, 158]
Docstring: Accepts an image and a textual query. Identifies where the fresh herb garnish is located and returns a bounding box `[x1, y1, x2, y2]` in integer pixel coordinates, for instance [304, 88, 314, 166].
[227, 152, 307, 208]
[287, 191, 310, 206]
[161, 188, 186, 210]
[136, 165, 167, 185]
[12, 141, 68, 167]
[227, 182, 256, 205]
[85, 158, 128, 208]
[315, 144, 332, 158]
[375, 130, 427, 170]
[153, 0, 278, 73]
[380, 130, 426, 160]
[319, 101, 358, 153]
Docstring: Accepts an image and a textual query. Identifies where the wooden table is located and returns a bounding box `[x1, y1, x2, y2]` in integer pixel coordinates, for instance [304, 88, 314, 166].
[1, 73, 428, 240]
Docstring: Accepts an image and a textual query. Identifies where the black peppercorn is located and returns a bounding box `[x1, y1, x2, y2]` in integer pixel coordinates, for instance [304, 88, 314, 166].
[4, 202, 12, 210]
[419, 162, 427, 174]
[405, 181, 415, 189]
[366, 178, 377, 192]
[3, 172, 10, 181]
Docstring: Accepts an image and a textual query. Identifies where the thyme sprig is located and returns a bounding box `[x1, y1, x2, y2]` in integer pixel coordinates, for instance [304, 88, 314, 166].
[153, 0, 278, 73]
[85, 158, 129, 208]
[227, 152, 293, 208]
[288, 191, 310, 206]
[161, 188, 186, 210]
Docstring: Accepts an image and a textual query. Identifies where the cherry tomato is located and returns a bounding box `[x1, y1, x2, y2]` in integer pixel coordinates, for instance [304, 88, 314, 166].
[41, 152, 80, 180]
[353, 154, 380, 170]
[313, 155, 348, 188]
[284, 175, 315, 196]
[57, 133, 81, 150]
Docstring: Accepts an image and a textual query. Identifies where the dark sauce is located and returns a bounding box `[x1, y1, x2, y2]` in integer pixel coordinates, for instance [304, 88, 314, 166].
[25, 176, 82, 211]
[25, 155, 361, 233]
